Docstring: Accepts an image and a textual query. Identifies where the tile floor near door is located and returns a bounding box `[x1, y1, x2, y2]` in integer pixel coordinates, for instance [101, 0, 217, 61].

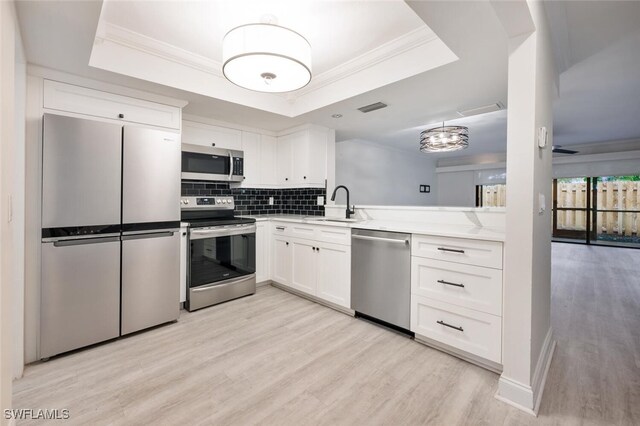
[13, 243, 640, 425]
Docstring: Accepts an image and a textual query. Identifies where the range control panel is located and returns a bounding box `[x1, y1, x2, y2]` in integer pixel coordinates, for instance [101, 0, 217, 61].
[180, 196, 235, 210]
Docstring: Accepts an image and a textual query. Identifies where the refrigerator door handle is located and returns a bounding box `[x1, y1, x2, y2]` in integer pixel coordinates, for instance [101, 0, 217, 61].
[53, 236, 120, 247]
[121, 231, 177, 241]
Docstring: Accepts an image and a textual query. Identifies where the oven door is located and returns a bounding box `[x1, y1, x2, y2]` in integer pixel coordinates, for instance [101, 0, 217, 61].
[188, 224, 256, 288]
[181, 143, 244, 182]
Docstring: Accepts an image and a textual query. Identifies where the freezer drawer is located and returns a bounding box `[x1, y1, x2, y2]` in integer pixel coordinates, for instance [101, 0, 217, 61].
[40, 237, 121, 359]
[122, 126, 181, 225]
[42, 114, 122, 229]
[121, 230, 181, 335]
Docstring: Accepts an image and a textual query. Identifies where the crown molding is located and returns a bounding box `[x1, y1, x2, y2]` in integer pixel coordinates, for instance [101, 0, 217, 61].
[96, 21, 223, 78]
[291, 27, 439, 98]
[96, 21, 438, 104]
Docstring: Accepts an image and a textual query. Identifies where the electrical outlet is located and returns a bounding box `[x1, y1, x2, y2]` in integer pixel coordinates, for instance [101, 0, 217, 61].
[268, 196, 274, 205]
[317, 196, 324, 206]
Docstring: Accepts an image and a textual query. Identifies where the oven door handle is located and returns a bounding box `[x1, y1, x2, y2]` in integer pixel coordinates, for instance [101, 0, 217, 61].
[190, 224, 256, 239]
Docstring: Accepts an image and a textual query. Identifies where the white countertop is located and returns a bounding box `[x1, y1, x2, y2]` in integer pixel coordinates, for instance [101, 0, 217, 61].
[242, 214, 505, 242]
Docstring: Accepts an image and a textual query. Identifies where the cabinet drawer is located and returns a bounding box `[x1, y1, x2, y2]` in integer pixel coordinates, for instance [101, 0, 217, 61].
[43, 80, 181, 129]
[315, 225, 350, 245]
[411, 258, 502, 316]
[412, 235, 503, 269]
[411, 295, 502, 363]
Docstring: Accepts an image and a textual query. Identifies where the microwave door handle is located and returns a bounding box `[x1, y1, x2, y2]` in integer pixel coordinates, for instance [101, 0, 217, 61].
[228, 151, 234, 180]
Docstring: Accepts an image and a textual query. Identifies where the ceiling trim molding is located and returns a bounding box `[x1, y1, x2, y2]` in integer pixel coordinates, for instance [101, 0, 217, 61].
[290, 26, 439, 98]
[95, 20, 438, 104]
[96, 21, 224, 78]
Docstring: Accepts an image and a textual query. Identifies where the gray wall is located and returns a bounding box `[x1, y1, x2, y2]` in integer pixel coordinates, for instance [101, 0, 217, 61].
[436, 171, 476, 207]
[334, 139, 437, 206]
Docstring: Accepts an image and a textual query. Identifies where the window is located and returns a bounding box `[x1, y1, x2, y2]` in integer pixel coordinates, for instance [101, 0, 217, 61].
[476, 184, 506, 207]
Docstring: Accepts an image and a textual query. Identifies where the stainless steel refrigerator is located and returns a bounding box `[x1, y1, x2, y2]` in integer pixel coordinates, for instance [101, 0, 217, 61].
[40, 114, 181, 359]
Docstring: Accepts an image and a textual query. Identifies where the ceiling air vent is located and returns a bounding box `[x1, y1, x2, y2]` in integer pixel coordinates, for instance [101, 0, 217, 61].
[456, 102, 504, 117]
[358, 102, 388, 113]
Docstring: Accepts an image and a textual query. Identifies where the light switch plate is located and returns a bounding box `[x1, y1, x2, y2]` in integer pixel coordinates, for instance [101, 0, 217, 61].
[538, 193, 546, 214]
[268, 196, 274, 205]
[317, 196, 324, 206]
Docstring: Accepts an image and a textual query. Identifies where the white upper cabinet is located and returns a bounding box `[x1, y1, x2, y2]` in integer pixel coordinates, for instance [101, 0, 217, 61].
[278, 127, 328, 187]
[43, 80, 181, 130]
[260, 135, 278, 186]
[240, 131, 261, 187]
[182, 120, 242, 150]
[241, 132, 278, 188]
[276, 132, 295, 185]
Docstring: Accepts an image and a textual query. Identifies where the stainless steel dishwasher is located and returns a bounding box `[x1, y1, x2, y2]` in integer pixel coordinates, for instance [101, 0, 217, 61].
[351, 229, 411, 331]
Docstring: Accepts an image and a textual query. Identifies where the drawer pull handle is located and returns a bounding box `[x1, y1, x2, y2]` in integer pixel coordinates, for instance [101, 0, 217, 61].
[437, 279, 465, 288]
[437, 320, 464, 332]
[276, 226, 286, 230]
[437, 247, 465, 254]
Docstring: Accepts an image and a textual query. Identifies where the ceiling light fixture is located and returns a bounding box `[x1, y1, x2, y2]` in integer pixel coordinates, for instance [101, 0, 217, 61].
[331, 114, 342, 118]
[420, 123, 469, 153]
[222, 21, 312, 93]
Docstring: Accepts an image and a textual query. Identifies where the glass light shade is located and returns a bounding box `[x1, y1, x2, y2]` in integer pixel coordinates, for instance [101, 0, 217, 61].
[222, 23, 312, 93]
[420, 125, 469, 152]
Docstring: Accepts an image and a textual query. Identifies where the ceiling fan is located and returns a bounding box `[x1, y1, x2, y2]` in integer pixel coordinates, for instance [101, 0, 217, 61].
[552, 145, 578, 154]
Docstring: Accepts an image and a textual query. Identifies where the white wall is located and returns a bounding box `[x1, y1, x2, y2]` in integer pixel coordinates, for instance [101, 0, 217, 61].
[494, 0, 555, 414]
[436, 171, 475, 207]
[335, 139, 437, 206]
[1, 0, 26, 418]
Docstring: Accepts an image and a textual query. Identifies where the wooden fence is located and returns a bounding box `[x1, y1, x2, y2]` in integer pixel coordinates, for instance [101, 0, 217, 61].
[556, 181, 640, 235]
[482, 185, 506, 208]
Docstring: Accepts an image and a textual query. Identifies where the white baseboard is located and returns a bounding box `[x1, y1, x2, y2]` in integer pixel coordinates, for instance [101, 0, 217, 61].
[495, 327, 555, 416]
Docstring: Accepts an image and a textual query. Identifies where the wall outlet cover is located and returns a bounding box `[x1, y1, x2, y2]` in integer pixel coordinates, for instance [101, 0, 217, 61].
[317, 196, 325, 205]
[268, 196, 274, 205]
[419, 185, 431, 193]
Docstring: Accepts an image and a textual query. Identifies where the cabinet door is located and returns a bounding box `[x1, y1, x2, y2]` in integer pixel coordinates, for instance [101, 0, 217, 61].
[43, 80, 181, 130]
[305, 128, 328, 185]
[182, 121, 242, 150]
[291, 239, 318, 296]
[260, 135, 278, 186]
[316, 242, 351, 308]
[256, 223, 270, 283]
[241, 131, 261, 187]
[272, 236, 292, 286]
[291, 130, 310, 185]
[276, 133, 293, 184]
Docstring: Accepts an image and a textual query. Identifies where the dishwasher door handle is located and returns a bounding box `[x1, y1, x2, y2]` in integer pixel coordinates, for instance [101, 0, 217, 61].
[352, 235, 409, 245]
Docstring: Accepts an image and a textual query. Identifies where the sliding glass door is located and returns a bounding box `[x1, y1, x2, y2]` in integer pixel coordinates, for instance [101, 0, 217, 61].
[552, 175, 640, 248]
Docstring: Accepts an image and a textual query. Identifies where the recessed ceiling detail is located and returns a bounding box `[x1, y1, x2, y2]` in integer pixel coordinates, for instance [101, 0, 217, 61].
[89, 0, 458, 118]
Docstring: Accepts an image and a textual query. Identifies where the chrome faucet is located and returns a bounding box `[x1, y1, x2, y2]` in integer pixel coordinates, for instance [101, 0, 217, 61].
[330, 185, 355, 219]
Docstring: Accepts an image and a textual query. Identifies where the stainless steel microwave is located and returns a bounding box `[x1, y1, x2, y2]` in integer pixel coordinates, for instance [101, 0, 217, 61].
[181, 143, 244, 182]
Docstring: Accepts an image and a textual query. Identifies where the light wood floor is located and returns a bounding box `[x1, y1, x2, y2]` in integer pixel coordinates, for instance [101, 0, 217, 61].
[13, 243, 640, 425]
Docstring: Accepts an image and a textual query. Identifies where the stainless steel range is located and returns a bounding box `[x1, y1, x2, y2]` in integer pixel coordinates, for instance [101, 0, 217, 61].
[181, 196, 256, 311]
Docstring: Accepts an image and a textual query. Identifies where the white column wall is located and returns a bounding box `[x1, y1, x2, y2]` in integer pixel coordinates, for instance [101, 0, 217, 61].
[496, 0, 556, 415]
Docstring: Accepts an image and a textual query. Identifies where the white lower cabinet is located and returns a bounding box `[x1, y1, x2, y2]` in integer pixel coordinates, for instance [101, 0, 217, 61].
[291, 240, 318, 295]
[271, 224, 351, 309]
[316, 243, 351, 308]
[410, 235, 504, 366]
[411, 295, 502, 363]
[272, 236, 292, 286]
